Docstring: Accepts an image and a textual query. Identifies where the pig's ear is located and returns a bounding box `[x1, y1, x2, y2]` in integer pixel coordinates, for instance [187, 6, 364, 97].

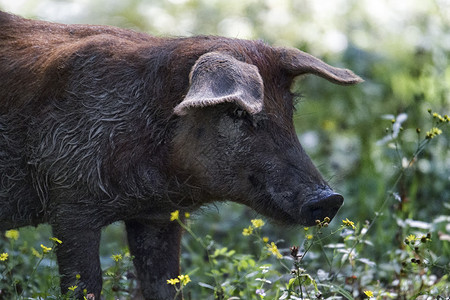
[278, 47, 363, 85]
[174, 52, 264, 116]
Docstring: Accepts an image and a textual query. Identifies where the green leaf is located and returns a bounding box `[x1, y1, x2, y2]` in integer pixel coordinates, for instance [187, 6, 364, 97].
[288, 277, 296, 289]
[219, 247, 228, 255]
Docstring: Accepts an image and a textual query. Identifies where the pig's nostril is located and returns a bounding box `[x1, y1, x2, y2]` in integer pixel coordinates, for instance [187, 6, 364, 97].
[300, 193, 344, 226]
[322, 193, 344, 210]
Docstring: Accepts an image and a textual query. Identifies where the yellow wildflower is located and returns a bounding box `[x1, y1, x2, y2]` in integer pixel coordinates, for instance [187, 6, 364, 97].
[343, 218, 356, 230]
[5, 229, 19, 241]
[178, 274, 191, 286]
[426, 127, 442, 139]
[303, 227, 309, 231]
[406, 234, 416, 241]
[170, 210, 179, 221]
[68, 286, 78, 292]
[306, 234, 313, 240]
[41, 244, 52, 254]
[251, 219, 265, 228]
[404, 234, 418, 245]
[167, 278, 180, 285]
[267, 242, 283, 259]
[111, 254, 123, 262]
[184, 212, 190, 218]
[50, 237, 62, 244]
[0, 253, 8, 261]
[242, 226, 253, 236]
[262, 237, 269, 243]
[76, 274, 81, 280]
[363, 290, 374, 298]
[431, 112, 448, 122]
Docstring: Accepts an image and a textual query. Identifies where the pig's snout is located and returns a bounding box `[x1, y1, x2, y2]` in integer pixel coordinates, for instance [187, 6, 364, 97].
[300, 192, 344, 226]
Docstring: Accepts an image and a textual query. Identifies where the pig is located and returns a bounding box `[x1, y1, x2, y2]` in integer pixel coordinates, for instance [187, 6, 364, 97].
[0, 11, 362, 300]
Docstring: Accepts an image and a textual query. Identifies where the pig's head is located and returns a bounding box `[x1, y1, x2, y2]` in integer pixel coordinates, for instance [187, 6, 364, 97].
[171, 42, 362, 226]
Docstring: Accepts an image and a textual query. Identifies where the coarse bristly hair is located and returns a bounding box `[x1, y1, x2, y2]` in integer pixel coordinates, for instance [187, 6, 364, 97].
[0, 11, 362, 299]
[0, 11, 300, 228]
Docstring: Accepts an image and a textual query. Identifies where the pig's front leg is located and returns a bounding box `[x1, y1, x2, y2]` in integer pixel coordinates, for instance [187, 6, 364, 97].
[126, 220, 183, 300]
[52, 224, 102, 299]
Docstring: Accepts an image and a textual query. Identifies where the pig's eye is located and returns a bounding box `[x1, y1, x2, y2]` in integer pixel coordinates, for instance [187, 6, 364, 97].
[231, 107, 249, 119]
[229, 107, 261, 129]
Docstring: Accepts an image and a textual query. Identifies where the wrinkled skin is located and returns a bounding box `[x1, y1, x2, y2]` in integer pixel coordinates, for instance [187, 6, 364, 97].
[0, 11, 362, 300]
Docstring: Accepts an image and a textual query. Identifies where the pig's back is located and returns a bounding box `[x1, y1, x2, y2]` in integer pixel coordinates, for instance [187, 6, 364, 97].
[0, 11, 159, 111]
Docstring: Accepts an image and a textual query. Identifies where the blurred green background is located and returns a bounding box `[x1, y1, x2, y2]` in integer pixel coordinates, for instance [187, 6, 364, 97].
[0, 0, 449, 297]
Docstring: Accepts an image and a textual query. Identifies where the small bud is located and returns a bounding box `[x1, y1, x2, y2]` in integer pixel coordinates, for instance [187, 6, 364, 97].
[324, 217, 331, 223]
[404, 239, 409, 245]
[427, 108, 432, 114]
[290, 246, 299, 258]
[400, 127, 404, 131]
[315, 220, 321, 225]
[416, 259, 421, 265]
[420, 236, 427, 243]
[411, 258, 416, 263]
[427, 232, 431, 239]
[416, 128, 421, 133]
[391, 119, 396, 124]
[323, 222, 329, 227]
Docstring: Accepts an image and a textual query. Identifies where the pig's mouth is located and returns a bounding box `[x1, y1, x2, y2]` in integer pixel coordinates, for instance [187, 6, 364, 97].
[299, 192, 344, 226]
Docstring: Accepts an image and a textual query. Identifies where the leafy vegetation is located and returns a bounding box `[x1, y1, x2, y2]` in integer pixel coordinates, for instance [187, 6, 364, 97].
[0, 0, 449, 299]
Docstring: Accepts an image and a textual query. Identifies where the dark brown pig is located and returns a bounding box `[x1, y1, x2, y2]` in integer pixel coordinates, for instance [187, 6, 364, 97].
[0, 11, 362, 299]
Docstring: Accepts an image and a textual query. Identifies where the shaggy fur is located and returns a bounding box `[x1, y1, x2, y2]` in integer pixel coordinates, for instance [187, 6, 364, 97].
[0, 11, 361, 299]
